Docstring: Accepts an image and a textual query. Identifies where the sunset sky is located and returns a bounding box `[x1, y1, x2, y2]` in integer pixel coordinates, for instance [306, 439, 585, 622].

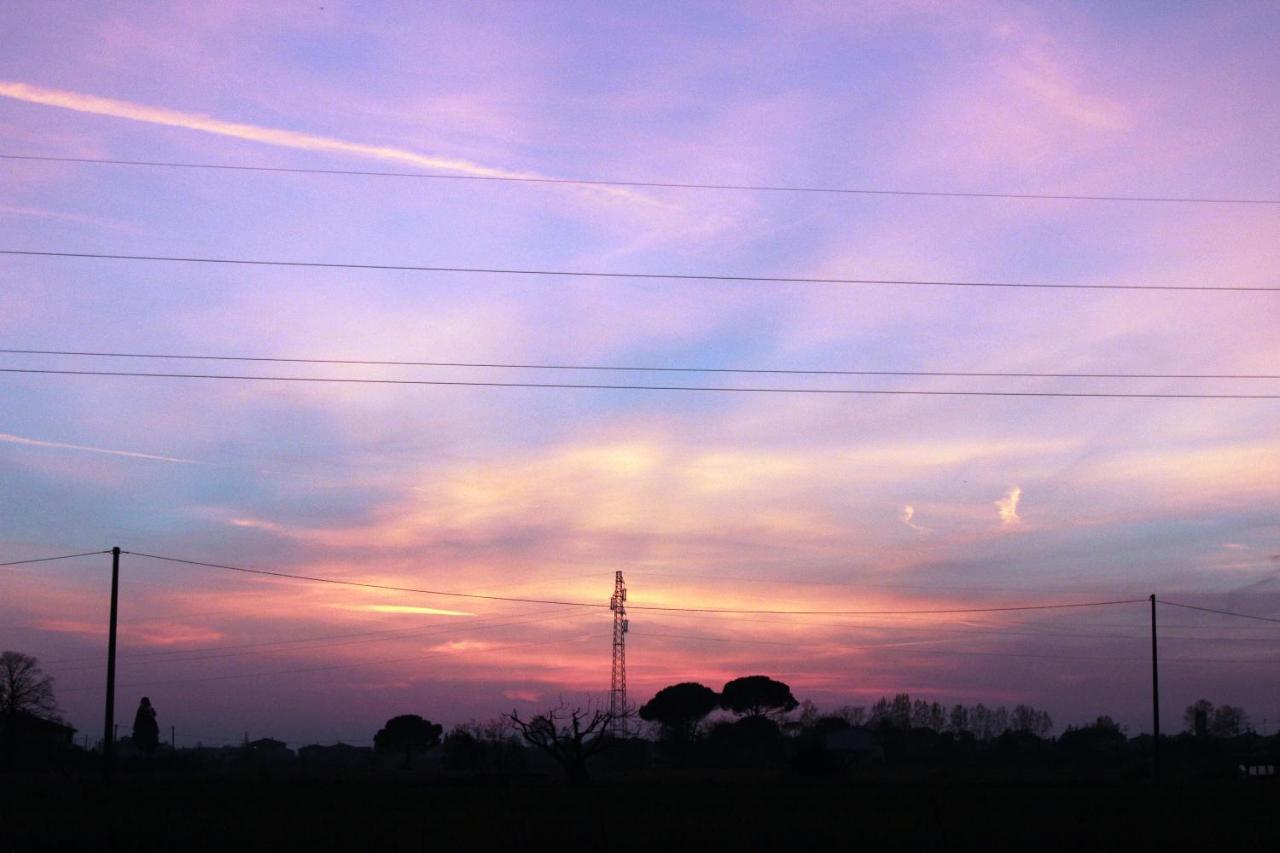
[2, 1, 1278, 748]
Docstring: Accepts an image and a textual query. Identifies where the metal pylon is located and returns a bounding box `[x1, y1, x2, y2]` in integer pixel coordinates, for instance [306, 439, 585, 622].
[609, 570, 628, 734]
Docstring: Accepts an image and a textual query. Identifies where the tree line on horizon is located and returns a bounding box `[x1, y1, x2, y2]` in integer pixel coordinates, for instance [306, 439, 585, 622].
[1, 650, 1271, 781]
[634, 679, 1054, 741]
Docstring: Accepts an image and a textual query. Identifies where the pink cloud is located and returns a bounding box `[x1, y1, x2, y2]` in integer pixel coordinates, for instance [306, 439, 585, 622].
[36, 619, 225, 647]
[503, 689, 543, 703]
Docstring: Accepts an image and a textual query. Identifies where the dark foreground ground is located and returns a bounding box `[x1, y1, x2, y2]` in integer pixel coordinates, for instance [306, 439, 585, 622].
[2, 770, 1277, 851]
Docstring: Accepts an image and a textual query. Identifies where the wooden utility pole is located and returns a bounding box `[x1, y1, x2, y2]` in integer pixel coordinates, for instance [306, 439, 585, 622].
[103, 546, 120, 784]
[1150, 593, 1161, 786]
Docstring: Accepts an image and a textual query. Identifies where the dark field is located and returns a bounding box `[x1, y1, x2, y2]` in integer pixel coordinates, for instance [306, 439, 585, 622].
[3, 771, 1277, 852]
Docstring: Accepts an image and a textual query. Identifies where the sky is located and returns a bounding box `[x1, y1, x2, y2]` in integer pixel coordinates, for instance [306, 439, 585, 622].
[1, 1, 1278, 748]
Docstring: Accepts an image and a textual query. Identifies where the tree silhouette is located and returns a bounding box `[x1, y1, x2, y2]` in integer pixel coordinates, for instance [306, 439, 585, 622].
[1059, 716, 1127, 764]
[1181, 699, 1252, 738]
[1011, 704, 1053, 737]
[0, 651, 59, 769]
[719, 675, 798, 719]
[441, 727, 483, 772]
[132, 696, 159, 754]
[0, 651, 58, 721]
[1209, 704, 1250, 737]
[708, 715, 786, 768]
[507, 703, 615, 784]
[948, 704, 969, 733]
[1184, 698, 1214, 735]
[638, 682, 719, 742]
[838, 705, 867, 726]
[374, 714, 443, 768]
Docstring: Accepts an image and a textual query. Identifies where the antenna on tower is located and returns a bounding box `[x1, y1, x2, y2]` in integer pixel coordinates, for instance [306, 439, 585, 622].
[609, 570, 628, 735]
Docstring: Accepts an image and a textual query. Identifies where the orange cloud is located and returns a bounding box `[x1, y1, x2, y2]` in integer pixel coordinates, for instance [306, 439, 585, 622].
[996, 487, 1023, 527]
[36, 619, 225, 647]
[347, 605, 474, 617]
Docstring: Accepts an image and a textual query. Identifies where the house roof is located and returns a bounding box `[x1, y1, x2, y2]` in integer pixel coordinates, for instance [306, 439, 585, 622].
[3, 711, 76, 735]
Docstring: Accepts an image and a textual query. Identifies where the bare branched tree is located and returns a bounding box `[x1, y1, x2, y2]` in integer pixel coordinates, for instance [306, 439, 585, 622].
[0, 651, 58, 721]
[506, 703, 616, 784]
[1, 651, 60, 767]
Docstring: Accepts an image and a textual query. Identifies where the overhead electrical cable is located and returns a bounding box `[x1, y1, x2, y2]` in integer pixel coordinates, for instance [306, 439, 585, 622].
[647, 618, 1151, 643]
[1159, 600, 1280, 625]
[41, 606, 1276, 668]
[2, 249, 1276, 292]
[120, 551, 1147, 616]
[3, 367, 1277, 399]
[4, 152, 1278, 206]
[0, 550, 110, 567]
[640, 608, 1280, 634]
[634, 630, 1277, 665]
[122, 551, 607, 609]
[3, 348, 1276, 381]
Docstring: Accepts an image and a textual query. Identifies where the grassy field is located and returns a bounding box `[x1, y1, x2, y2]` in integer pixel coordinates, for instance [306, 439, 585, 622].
[2, 770, 1277, 851]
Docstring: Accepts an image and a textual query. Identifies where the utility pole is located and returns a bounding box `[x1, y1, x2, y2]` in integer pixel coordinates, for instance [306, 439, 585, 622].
[1150, 593, 1161, 786]
[103, 546, 120, 785]
[171, 725, 176, 752]
[608, 571, 628, 735]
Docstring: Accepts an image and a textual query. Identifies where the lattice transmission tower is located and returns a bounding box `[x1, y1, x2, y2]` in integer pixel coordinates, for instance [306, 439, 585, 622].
[608, 570, 629, 734]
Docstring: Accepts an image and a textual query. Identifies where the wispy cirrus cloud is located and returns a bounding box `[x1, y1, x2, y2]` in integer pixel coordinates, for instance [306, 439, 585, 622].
[0, 204, 136, 232]
[0, 81, 647, 204]
[0, 431, 205, 465]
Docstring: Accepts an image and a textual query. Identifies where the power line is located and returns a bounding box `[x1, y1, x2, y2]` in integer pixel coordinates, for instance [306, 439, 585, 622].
[41, 606, 1277, 669]
[646, 618, 1122, 643]
[1160, 600, 1280, 625]
[644, 608, 1280, 636]
[5, 152, 1279, 206]
[34, 584, 1271, 668]
[884, 648, 1280, 666]
[59, 621, 1280, 672]
[0, 550, 109, 567]
[123, 551, 608, 609]
[4, 367, 1277, 399]
[4, 348, 1276, 382]
[2, 249, 1276, 293]
[633, 629, 1278, 665]
[977, 618, 1280, 633]
[532, 564, 1162, 597]
[646, 613, 1276, 643]
[651, 599, 1147, 616]
[120, 550, 1147, 616]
